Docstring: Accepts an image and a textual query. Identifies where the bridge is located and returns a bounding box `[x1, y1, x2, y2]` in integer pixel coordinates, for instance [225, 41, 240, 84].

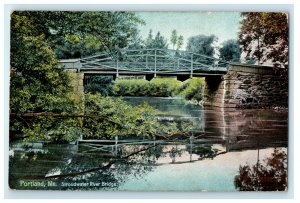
[59, 48, 287, 109]
[59, 48, 229, 81]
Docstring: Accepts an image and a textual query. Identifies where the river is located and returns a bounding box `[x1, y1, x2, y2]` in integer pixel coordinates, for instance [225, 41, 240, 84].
[9, 97, 288, 191]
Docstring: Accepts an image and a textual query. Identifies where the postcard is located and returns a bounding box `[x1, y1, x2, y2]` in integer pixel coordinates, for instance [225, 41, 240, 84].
[9, 11, 288, 191]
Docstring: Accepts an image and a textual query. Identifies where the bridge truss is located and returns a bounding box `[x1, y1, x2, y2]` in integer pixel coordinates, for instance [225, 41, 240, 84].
[77, 48, 229, 76]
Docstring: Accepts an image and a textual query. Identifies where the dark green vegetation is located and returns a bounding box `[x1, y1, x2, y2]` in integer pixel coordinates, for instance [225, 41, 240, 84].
[10, 12, 83, 142]
[83, 93, 186, 140]
[84, 75, 114, 95]
[219, 39, 241, 62]
[186, 35, 217, 57]
[234, 148, 287, 191]
[113, 78, 181, 97]
[84, 76, 205, 102]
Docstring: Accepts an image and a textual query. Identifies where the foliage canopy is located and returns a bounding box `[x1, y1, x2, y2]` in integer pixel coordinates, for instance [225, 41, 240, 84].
[238, 12, 288, 65]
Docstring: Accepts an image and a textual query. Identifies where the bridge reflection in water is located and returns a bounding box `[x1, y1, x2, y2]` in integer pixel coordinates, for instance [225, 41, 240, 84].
[9, 98, 288, 191]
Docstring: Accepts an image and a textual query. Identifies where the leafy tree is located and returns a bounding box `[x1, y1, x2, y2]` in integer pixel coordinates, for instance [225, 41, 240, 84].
[13, 11, 144, 59]
[83, 93, 178, 140]
[10, 12, 82, 142]
[170, 29, 178, 50]
[186, 35, 217, 63]
[177, 35, 184, 50]
[145, 29, 154, 48]
[219, 39, 241, 62]
[10, 11, 145, 142]
[170, 29, 184, 51]
[238, 12, 288, 65]
[145, 30, 168, 49]
[234, 148, 287, 191]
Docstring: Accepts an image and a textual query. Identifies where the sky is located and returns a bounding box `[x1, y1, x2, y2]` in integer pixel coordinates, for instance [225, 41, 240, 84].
[135, 12, 242, 50]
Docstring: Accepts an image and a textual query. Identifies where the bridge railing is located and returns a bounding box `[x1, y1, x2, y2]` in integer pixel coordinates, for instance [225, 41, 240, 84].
[78, 48, 229, 75]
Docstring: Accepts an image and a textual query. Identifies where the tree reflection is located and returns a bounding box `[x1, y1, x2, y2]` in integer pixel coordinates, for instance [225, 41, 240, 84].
[186, 143, 219, 160]
[10, 143, 168, 190]
[234, 148, 287, 191]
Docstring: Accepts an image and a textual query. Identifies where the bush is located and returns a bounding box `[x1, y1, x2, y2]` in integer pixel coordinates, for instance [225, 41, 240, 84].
[112, 78, 182, 97]
[84, 75, 113, 96]
[178, 77, 205, 102]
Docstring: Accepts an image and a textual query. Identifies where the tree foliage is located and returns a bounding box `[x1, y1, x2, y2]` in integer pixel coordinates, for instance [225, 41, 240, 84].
[170, 29, 184, 50]
[10, 11, 146, 142]
[10, 12, 83, 142]
[238, 12, 288, 65]
[12, 11, 144, 59]
[83, 93, 178, 139]
[112, 78, 182, 97]
[219, 39, 241, 62]
[84, 75, 114, 96]
[177, 36, 184, 50]
[145, 30, 168, 49]
[111, 77, 205, 103]
[170, 30, 178, 49]
[186, 35, 217, 57]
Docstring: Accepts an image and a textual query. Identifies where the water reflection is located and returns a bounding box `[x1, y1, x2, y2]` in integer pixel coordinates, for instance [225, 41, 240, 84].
[8, 143, 201, 190]
[9, 97, 288, 191]
[234, 148, 287, 191]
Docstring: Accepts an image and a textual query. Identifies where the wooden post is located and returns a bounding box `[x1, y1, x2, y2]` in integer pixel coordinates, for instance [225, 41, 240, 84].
[189, 136, 193, 162]
[190, 54, 193, 78]
[115, 135, 118, 155]
[154, 49, 157, 77]
[116, 58, 119, 78]
[77, 61, 81, 73]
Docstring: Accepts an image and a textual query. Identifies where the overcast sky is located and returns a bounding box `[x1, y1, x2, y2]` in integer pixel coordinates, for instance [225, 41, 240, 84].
[136, 11, 242, 50]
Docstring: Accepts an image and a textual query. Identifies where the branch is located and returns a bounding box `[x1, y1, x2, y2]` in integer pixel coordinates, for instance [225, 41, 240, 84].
[23, 144, 159, 180]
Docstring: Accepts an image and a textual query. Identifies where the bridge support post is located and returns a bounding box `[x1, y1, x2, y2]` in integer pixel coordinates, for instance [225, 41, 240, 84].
[190, 54, 193, 78]
[116, 58, 119, 78]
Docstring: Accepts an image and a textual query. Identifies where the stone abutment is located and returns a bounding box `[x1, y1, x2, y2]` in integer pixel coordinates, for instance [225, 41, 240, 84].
[203, 63, 288, 108]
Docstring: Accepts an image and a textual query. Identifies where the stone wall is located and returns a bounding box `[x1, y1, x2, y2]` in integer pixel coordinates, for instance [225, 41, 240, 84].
[204, 63, 288, 108]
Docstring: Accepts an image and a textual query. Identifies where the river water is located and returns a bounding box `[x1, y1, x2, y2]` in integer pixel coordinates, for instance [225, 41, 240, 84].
[9, 97, 288, 191]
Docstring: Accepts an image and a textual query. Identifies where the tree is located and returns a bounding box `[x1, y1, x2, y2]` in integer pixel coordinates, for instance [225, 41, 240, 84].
[170, 29, 178, 49]
[186, 35, 217, 57]
[145, 30, 168, 49]
[177, 35, 184, 50]
[83, 93, 178, 140]
[219, 39, 241, 62]
[238, 12, 288, 65]
[14, 11, 145, 59]
[10, 11, 145, 142]
[170, 30, 184, 50]
[10, 12, 82, 142]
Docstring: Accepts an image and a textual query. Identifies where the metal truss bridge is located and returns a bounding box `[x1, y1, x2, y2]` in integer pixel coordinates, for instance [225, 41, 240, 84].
[60, 48, 229, 79]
